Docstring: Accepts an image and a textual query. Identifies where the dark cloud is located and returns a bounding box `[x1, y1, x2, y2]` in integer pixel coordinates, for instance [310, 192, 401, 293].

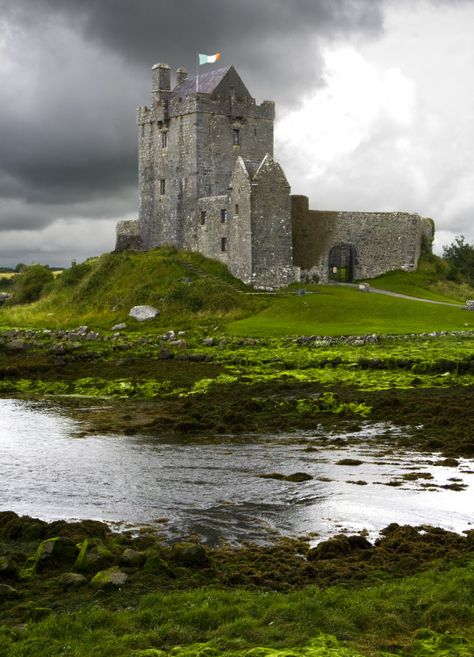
[0, 0, 388, 254]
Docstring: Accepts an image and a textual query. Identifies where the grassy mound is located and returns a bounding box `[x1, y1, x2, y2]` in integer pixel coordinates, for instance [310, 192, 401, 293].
[0, 248, 263, 330]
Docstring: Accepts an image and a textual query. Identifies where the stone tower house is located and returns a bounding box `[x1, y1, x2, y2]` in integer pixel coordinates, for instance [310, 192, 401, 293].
[116, 62, 433, 286]
[116, 63, 294, 288]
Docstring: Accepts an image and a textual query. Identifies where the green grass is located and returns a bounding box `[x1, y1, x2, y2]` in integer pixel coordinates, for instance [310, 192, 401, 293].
[361, 256, 474, 303]
[227, 285, 471, 337]
[0, 249, 262, 330]
[1, 561, 473, 656]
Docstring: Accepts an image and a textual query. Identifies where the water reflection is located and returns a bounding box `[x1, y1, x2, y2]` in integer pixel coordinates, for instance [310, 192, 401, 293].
[0, 398, 473, 544]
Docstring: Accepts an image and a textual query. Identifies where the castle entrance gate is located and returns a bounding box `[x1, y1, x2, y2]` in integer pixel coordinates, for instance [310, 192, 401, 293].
[328, 244, 355, 282]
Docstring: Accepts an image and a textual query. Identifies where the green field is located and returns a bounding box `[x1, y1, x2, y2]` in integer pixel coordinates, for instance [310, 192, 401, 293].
[227, 285, 469, 336]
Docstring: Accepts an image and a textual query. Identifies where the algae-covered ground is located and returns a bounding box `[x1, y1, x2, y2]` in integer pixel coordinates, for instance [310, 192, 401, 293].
[1, 249, 474, 655]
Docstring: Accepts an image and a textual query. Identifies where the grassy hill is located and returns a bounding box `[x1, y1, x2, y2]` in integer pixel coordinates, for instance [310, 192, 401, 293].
[0, 248, 473, 335]
[0, 248, 263, 330]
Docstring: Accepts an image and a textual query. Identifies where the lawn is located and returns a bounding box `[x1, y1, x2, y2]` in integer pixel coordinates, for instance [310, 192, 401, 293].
[227, 285, 471, 336]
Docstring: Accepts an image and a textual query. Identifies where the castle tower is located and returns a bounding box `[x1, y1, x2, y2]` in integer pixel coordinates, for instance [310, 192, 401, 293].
[137, 63, 276, 252]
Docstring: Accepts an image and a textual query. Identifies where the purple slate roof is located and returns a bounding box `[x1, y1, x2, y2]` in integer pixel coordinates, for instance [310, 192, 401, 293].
[172, 66, 230, 96]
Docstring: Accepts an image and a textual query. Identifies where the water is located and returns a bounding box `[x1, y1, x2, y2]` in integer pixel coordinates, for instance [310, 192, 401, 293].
[1, 398, 473, 545]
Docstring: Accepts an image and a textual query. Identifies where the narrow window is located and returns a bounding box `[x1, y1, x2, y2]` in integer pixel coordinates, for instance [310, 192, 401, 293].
[221, 237, 227, 252]
[200, 210, 206, 225]
[160, 179, 166, 195]
[254, 127, 257, 136]
[220, 209, 227, 224]
[232, 129, 240, 146]
[161, 131, 167, 148]
[234, 203, 239, 216]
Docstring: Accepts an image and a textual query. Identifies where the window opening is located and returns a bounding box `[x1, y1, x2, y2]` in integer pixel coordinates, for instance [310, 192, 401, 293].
[161, 131, 167, 148]
[160, 179, 166, 195]
[221, 237, 227, 252]
[234, 204, 239, 216]
[232, 129, 240, 146]
[220, 209, 228, 223]
[200, 211, 206, 225]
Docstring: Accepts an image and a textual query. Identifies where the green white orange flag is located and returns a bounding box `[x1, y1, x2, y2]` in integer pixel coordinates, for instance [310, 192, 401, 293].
[199, 52, 220, 65]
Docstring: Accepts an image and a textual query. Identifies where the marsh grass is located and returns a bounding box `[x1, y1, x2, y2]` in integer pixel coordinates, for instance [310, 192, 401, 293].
[1, 561, 473, 656]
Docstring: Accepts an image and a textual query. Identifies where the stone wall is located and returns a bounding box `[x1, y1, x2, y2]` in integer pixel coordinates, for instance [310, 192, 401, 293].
[115, 220, 142, 252]
[249, 156, 294, 288]
[292, 195, 433, 282]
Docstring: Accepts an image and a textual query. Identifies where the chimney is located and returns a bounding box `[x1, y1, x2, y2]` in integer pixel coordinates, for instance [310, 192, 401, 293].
[176, 67, 188, 86]
[152, 63, 171, 101]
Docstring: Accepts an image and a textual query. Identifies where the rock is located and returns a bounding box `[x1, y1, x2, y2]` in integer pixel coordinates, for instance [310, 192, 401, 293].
[112, 323, 127, 331]
[5, 339, 28, 352]
[170, 542, 210, 568]
[74, 539, 115, 573]
[158, 347, 174, 360]
[257, 472, 313, 483]
[57, 572, 88, 589]
[85, 331, 100, 341]
[119, 548, 146, 568]
[465, 300, 474, 311]
[308, 534, 372, 561]
[90, 567, 128, 590]
[169, 339, 187, 349]
[129, 305, 159, 321]
[48, 344, 66, 356]
[295, 288, 306, 296]
[358, 283, 369, 292]
[202, 337, 215, 346]
[0, 583, 19, 600]
[0, 555, 19, 580]
[23, 537, 79, 575]
[336, 459, 364, 466]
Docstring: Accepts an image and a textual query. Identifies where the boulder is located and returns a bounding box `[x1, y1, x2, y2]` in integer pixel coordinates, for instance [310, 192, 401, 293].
[0, 555, 19, 580]
[112, 323, 127, 331]
[119, 548, 146, 568]
[129, 305, 159, 321]
[57, 572, 88, 589]
[170, 542, 210, 568]
[90, 567, 128, 590]
[74, 539, 115, 573]
[465, 300, 474, 311]
[22, 537, 78, 576]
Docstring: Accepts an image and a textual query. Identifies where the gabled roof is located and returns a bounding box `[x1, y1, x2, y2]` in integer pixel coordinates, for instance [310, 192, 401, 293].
[172, 66, 231, 97]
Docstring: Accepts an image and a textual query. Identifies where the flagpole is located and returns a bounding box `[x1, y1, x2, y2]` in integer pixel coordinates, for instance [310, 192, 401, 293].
[196, 52, 199, 93]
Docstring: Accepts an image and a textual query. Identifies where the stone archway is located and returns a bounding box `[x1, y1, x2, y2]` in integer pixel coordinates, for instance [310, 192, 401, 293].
[328, 244, 355, 282]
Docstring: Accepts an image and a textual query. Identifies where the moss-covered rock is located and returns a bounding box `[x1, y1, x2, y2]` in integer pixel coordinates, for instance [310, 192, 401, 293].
[22, 536, 79, 576]
[170, 542, 210, 568]
[90, 566, 128, 590]
[0, 555, 19, 580]
[74, 538, 116, 573]
[57, 572, 88, 589]
[119, 548, 146, 568]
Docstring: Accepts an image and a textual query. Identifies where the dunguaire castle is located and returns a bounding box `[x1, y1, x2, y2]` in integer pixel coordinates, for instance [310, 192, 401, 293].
[116, 63, 433, 288]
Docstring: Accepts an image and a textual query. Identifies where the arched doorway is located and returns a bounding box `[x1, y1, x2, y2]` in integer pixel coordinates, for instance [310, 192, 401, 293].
[328, 244, 355, 282]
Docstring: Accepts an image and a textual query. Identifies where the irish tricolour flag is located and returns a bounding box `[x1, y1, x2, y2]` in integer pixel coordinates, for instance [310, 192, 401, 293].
[199, 52, 220, 65]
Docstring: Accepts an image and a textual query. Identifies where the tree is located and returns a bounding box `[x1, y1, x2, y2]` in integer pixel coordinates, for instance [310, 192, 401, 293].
[443, 235, 474, 285]
[12, 264, 55, 304]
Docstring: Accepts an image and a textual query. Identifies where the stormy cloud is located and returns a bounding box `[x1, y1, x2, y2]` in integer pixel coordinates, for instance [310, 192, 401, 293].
[0, 0, 473, 266]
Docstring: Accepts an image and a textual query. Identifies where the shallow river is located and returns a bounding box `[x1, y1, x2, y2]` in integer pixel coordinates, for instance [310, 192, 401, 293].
[1, 398, 473, 545]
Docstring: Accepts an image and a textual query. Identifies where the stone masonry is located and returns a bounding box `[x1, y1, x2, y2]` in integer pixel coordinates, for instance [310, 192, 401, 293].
[116, 63, 433, 287]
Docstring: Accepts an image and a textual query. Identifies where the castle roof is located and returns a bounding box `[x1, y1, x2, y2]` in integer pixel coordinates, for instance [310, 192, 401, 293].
[172, 66, 231, 96]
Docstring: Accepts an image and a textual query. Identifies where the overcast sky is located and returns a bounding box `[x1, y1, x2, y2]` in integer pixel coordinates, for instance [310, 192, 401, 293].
[0, 0, 473, 267]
